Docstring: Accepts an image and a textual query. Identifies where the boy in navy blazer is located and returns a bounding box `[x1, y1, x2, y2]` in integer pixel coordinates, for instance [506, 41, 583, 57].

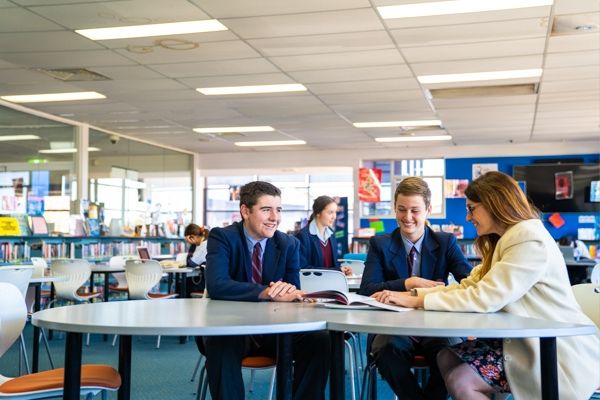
[203, 181, 330, 400]
[360, 177, 472, 400]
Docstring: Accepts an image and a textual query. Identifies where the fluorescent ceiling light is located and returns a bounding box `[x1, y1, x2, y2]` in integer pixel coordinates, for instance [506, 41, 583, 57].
[39, 147, 100, 154]
[354, 120, 442, 128]
[197, 84, 307, 95]
[1, 92, 106, 103]
[418, 69, 543, 84]
[234, 140, 306, 147]
[375, 135, 452, 142]
[0, 135, 40, 141]
[378, 0, 553, 19]
[75, 19, 227, 40]
[193, 126, 275, 134]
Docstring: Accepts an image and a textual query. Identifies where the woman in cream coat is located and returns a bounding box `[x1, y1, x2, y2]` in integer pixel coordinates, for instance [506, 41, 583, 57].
[373, 171, 599, 400]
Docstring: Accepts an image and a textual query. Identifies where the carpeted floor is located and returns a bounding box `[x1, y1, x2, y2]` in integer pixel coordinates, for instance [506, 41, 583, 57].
[1, 323, 395, 399]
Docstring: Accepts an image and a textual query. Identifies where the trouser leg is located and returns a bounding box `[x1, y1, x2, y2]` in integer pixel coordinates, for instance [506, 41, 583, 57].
[291, 330, 331, 400]
[203, 335, 246, 400]
[372, 335, 424, 400]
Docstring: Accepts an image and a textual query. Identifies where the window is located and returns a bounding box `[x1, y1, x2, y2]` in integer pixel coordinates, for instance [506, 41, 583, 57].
[204, 172, 354, 235]
[361, 159, 445, 218]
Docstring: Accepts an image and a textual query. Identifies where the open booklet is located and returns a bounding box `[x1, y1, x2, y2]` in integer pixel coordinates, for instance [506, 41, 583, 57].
[303, 290, 411, 312]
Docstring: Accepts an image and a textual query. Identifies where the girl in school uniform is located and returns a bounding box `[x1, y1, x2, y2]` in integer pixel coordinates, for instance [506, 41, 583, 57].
[295, 195, 352, 275]
[372, 171, 599, 400]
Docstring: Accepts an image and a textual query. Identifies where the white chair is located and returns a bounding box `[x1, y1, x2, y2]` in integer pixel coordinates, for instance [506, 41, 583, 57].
[0, 282, 121, 399]
[339, 259, 366, 276]
[300, 269, 359, 400]
[49, 259, 102, 346]
[572, 283, 600, 327]
[0, 266, 34, 374]
[590, 263, 600, 285]
[108, 255, 139, 297]
[123, 260, 178, 348]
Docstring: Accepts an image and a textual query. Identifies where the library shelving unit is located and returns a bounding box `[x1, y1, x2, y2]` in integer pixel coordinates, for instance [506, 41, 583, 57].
[0, 235, 185, 265]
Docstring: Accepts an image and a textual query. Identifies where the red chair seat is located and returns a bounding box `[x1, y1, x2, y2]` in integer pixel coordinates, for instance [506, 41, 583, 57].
[147, 293, 178, 299]
[242, 356, 276, 369]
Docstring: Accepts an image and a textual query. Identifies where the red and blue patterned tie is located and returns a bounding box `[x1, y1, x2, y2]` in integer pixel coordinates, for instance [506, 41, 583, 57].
[252, 242, 262, 284]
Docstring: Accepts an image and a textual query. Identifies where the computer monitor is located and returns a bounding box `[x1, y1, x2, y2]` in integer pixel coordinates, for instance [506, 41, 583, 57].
[559, 245, 575, 263]
[137, 247, 151, 260]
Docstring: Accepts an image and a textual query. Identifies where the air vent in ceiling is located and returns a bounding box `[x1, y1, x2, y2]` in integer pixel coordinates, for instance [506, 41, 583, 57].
[430, 84, 537, 98]
[37, 68, 111, 82]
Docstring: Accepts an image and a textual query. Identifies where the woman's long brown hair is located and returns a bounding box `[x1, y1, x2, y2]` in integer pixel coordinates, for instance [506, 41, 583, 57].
[465, 171, 540, 279]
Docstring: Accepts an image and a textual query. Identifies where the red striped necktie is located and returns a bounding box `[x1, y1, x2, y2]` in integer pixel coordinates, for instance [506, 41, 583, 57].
[252, 242, 262, 284]
[407, 246, 416, 276]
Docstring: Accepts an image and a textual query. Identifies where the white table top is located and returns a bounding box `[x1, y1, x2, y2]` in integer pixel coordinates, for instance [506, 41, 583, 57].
[91, 265, 125, 273]
[32, 298, 596, 339]
[29, 275, 66, 284]
[32, 299, 327, 336]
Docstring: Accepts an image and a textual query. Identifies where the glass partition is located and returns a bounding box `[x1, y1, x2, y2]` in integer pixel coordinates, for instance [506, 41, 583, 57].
[0, 104, 75, 234]
[88, 129, 192, 237]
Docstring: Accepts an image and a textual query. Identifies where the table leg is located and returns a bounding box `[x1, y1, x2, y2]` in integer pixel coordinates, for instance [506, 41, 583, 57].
[276, 333, 293, 400]
[48, 284, 55, 340]
[103, 272, 110, 340]
[329, 330, 345, 400]
[540, 337, 558, 400]
[32, 284, 41, 373]
[118, 335, 132, 400]
[63, 332, 82, 400]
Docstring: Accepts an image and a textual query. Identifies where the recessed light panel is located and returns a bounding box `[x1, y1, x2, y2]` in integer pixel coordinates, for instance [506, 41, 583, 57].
[76, 20, 227, 40]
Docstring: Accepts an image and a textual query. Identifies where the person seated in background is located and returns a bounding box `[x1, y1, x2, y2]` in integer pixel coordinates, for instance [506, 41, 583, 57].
[558, 235, 591, 259]
[183, 223, 208, 296]
[360, 177, 472, 400]
[201, 181, 330, 400]
[375, 171, 599, 400]
[295, 195, 352, 275]
[184, 223, 208, 268]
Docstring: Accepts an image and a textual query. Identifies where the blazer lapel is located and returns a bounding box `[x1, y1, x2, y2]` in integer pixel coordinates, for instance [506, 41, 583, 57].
[262, 237, 281, 283]
[389, 229, 409, 278]
[420, 228, 439, 279]
[236, 223, 253, 282]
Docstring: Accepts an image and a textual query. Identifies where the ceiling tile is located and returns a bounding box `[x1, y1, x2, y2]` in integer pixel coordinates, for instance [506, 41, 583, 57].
[222, 9, 384, 39]
[148, 58, 279, 78]
[30, 0, 210, 29]
[307, 78, 419, 95]
[270, 49, 404, 71]
[114, 40, 260, 64]
[0, 31, 103, 52]
[0, 50, 137, 68]
[247, 31, 394, 57]
[0, 7, 63, 32]
[191, 0, 369, 18]
[390, 18, 548, 47]
[289, 64, 412, 83]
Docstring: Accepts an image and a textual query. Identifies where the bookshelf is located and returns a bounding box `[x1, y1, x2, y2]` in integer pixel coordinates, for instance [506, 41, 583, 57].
[0, 236, 185, 265]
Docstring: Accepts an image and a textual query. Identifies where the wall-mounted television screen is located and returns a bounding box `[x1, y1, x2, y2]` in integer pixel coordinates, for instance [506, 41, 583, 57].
[513, 163, 600, 212]
[591, 181, 600, 203]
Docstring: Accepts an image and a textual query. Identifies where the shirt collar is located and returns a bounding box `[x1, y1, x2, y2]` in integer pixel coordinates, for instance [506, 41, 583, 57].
[243, 226, 268, 254]
[400, 230, 425, 255]
[309, 219, 333, 243]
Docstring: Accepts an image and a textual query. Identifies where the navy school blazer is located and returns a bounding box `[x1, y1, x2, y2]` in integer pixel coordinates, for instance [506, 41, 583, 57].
[359, 226, 472, 296]
[205, 221, 301, 301]
[295, 225, 341, 271]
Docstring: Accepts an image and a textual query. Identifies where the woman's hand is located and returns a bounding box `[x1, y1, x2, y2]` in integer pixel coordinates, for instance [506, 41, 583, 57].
[371, 290, 424, 309]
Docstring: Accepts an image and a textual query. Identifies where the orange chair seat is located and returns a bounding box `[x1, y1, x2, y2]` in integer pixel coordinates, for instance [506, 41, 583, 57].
[0, 365, 121, 394]
[242, 356, 276, 368]
[412, 354, 428, 368]
[148, 292, 178, 299]
[109, 285, 129, 292]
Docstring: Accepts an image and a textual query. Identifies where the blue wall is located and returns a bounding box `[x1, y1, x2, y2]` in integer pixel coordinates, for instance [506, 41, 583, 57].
[360, 153, 600, 240]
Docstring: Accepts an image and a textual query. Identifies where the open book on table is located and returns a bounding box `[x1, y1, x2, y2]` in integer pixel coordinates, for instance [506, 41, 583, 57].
[303, 290, 411, 312]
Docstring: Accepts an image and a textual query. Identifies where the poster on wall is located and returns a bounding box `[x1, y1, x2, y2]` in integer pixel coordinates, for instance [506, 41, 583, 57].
[444, 179, 469, 198]
[555, 171, 573, 200]
[358, 167, 382, 202]
[472, 163, 498, 180]
[334, 196, 348, 256]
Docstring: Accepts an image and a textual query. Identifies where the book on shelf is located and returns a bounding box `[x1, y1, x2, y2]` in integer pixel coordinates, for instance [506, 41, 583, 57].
[303, 290, 411, 312]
